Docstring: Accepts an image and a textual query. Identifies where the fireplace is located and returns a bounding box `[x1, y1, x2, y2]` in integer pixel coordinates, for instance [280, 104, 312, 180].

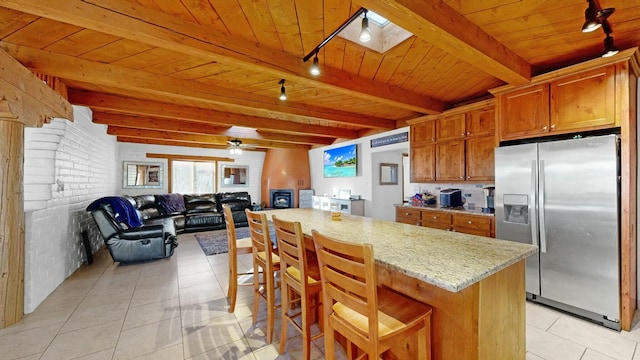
[270, 189, 294, 209]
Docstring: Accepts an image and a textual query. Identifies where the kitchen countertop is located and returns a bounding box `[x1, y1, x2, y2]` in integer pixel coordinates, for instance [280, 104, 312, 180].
[260, 208, 536, 293]
[396, 203, 495, 217]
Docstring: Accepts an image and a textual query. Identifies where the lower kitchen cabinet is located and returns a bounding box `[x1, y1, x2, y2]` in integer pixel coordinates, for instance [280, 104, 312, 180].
[396, 207, 422, 226]
[452, 213, 493, 237]
[395, 206, 494, 237]
[420, 209, 452, 230]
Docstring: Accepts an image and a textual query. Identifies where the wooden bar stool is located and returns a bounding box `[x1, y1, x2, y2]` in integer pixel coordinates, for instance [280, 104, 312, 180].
[245, 209, 281, 344]
[223, 204, 253, 313]
[312, 230, 433, 360]
[272, 216, 323, 360]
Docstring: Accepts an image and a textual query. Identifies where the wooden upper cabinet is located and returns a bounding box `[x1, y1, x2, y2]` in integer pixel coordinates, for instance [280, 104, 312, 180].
[466, 108, 495, 138]
[410, 144, 436, 182]
[551, 66, 616, 132]
[498, 83, 550, 140]
[436, 114, 466, 141]
[411, 121, 435, 145]
[466, 135, 495, 181]
[436, 140, 465, 181]
[497, 65, 618, 141]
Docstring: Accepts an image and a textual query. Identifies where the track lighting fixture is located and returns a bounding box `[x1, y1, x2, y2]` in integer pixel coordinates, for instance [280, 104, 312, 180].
[310, 50, 320, 76]
[582, 0, 615, 33]
[359, 10, 372, 43]
[278, 79, 287, 101]
[302, 7, 370, 76]
[580, 0, 619, 58]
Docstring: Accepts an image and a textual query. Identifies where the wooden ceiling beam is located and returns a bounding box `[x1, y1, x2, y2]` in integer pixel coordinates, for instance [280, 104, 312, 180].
[0, 48, 72, 126]
[70, 89, 359, 139]
[116, 136, 253, 150]
[107, 126, 310, 149]
[0, 0, 444, 114]
[356, 0, 532, 85]
[93, 112, 333, 146]
[2, 43, 395, 130]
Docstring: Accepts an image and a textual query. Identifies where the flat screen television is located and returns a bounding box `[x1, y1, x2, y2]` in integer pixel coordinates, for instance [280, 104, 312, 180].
[323, 144, 357, 178]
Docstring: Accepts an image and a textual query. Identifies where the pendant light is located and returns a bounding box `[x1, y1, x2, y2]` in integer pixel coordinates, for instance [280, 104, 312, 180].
[359, 10, 372, 43]
[278, 79, 287, 101]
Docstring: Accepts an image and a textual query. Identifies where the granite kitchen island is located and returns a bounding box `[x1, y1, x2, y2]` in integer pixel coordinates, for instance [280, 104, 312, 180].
[260, 208, 537, 360]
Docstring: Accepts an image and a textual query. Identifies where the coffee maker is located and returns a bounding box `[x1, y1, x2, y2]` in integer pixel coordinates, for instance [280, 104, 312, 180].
[482, 186, 495, 213]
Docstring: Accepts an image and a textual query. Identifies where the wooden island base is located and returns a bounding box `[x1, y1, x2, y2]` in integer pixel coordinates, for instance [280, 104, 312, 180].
[377, 260, 526, 360]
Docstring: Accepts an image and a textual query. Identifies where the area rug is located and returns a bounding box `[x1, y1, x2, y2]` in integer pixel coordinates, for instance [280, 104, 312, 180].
[195, 228, 251, 256]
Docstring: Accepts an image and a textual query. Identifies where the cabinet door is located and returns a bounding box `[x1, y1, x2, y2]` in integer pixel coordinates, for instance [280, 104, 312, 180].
[421, 210, 452, 230]
[410, 144, 436, 182]
[466, 108, 495, 138]
[466, 135, 495, 181]
[436, 114, 466, 141]
[498, 84, 550, 140]
[436, 140, 465, 181]
[452, 214, 492, 237]
[396, 207, 422, 225]
[410, 121, 435, 145]
[551, 67, 616, 132]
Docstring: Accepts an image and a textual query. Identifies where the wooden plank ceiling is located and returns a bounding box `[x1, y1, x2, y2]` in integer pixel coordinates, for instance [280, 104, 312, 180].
[0, 0, 639, 150]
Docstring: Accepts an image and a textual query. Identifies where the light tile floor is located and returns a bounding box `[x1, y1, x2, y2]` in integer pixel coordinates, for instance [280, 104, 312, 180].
[1, 231, 640, 360]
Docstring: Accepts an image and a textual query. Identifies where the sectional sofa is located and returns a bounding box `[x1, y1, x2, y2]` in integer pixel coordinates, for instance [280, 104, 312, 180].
[87, 192, 255, 262]
[126, 191, 254, 233]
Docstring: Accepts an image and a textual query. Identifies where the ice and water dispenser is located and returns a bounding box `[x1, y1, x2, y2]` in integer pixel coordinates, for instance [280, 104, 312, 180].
[502, 194, 529, 224]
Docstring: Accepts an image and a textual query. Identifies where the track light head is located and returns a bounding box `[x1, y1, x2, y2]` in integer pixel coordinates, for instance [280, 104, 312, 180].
[582, 6, 601, 32]
[359, 12, 372, 43]
[278, 79, 287, 101]
[602, 34, 619, 57]
[310, 52, 320, 76]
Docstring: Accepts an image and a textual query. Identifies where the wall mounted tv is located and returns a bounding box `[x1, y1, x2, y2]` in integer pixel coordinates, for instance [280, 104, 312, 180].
[323, 143, 357, 178]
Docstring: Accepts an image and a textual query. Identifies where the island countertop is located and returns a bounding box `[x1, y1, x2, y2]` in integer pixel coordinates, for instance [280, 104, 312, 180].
[260, 208, 537, 293]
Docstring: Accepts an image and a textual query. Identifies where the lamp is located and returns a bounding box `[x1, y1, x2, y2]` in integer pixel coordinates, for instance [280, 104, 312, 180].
[580, 0, 619, 59]
[302, 7, 370, 76]
[359, 10, 372, 42]
[582, 0, 615, 32]
[229, 147, 242, 157]
[310, 50, 320, 76]
[279, 79, 287, 101]
[582, 0, 601, 32]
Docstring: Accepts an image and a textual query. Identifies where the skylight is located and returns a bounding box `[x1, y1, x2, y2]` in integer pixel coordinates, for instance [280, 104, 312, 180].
[364, 11, 390, 28]
[337, 11, 412, 54]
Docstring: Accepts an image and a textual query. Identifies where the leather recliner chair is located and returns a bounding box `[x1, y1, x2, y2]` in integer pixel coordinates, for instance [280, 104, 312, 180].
[90, 204, 178, 262]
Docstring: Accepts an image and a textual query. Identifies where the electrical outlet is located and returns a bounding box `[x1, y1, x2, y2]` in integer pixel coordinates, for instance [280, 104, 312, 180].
[464, 193, 472, 197]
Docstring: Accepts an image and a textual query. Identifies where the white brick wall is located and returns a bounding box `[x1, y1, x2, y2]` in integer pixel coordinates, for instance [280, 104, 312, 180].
[23, 106, 118, 313]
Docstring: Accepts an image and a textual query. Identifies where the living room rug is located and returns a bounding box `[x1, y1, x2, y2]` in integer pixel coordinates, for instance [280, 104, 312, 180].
[195, 228, 251, 256]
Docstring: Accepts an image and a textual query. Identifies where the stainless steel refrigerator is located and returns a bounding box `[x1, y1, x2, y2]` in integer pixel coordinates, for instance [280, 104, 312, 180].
[495, 134, 620, 330]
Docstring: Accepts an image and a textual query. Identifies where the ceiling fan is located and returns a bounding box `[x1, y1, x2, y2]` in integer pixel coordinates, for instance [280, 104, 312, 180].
[226, 138, 256, 156]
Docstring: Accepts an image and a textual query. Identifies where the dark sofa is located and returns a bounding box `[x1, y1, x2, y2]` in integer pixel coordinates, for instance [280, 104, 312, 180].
[125, 191, 254, 233]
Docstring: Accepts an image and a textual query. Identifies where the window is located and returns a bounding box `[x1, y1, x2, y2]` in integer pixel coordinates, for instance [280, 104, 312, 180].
[171, 161, 215, 194]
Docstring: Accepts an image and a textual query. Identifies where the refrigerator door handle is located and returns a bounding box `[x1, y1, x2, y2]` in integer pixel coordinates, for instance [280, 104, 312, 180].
[539, 160, 547, 253]
[530, 160, 539, 247]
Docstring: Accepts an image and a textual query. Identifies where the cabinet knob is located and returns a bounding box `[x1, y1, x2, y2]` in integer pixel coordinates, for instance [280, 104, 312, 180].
[460, 176, 464, 179]
[461, 133, 465, 137]
[433, 216, 437, 219]
[405, 212, 410, 216]
[467, 132, 471, 136]
[467, 220, 472, 224]
[542, 125, 548, 130]
[550, 124, 556, 129]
